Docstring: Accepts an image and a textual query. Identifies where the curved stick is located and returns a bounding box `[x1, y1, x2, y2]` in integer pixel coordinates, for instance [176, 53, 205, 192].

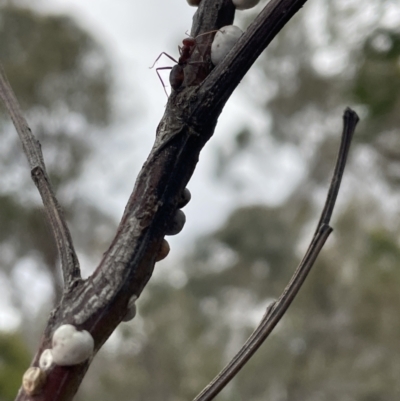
[193, 108, 359, 401]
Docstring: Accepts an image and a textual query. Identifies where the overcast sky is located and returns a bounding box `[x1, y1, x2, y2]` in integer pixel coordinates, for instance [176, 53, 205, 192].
[26, 0, 303, 251]
[0, 0, 309, 329]
[2, 0, 400, 333]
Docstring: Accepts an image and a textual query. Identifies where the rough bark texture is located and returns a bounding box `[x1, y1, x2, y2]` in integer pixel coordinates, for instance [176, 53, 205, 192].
[10, 0, 311, 400]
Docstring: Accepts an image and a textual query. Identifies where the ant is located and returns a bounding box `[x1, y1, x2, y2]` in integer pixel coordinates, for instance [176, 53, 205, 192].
[150, 30, 218, 97]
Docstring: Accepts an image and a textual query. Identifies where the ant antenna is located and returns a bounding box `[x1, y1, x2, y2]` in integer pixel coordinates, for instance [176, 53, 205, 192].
[184, 29, 221, 39]
[194, 29, 220, 39]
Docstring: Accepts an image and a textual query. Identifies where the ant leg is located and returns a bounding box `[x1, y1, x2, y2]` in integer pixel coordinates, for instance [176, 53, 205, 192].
[194, 29, 220, 40]
[155, 66, 173, 97]
[149, 52, 179, 69]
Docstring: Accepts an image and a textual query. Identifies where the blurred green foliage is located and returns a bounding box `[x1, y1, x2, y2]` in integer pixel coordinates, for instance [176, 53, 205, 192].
[2, 0, 400, 400]
[79, 1, 400, 400]
[354, 29, 400, 119]
[0, 332, 31, 401]
[0, 4, 111, 124]
[0, 1, 115, 297]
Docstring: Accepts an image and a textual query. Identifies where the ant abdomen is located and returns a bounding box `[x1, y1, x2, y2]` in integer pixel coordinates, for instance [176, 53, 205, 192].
[169, 65, 185, 90]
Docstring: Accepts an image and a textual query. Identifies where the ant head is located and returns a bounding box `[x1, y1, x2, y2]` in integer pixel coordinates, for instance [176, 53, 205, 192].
[182, 37, 196, 47]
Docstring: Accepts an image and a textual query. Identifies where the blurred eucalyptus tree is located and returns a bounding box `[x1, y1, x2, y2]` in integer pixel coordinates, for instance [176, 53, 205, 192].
[76, 1, 400, 400]
[0, 1, 115, 290]
[2, 0, 400, 400]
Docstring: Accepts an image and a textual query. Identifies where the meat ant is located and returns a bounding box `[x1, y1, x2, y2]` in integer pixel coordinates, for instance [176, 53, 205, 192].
[150, 30, 218, 97]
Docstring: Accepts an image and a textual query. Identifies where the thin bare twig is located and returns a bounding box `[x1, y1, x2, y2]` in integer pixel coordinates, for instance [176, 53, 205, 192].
[0, 64, 80, 288]
[193, 108, 359, 401]
[315, 107, 359, 233]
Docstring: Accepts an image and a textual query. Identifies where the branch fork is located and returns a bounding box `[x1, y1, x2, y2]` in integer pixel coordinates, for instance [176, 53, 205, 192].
[0, 0, 359, 400]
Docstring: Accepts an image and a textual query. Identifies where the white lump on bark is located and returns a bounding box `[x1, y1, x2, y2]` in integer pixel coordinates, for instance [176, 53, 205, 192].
[51, 324, 94, 366]
[211, 25, 243, 66]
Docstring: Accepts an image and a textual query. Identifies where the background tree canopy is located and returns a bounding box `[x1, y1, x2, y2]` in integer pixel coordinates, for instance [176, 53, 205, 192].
[1, 0, 400, 400]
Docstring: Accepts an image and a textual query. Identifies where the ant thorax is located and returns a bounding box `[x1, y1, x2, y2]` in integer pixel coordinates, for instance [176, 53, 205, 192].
[177, 37, 197, 69]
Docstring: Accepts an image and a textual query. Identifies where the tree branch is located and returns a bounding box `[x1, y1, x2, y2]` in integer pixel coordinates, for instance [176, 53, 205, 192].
[192, 108, 359, 401]
[8, 0, 332, 399]
[0, 65, 81, 288]
[198, 0, 310, 116]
